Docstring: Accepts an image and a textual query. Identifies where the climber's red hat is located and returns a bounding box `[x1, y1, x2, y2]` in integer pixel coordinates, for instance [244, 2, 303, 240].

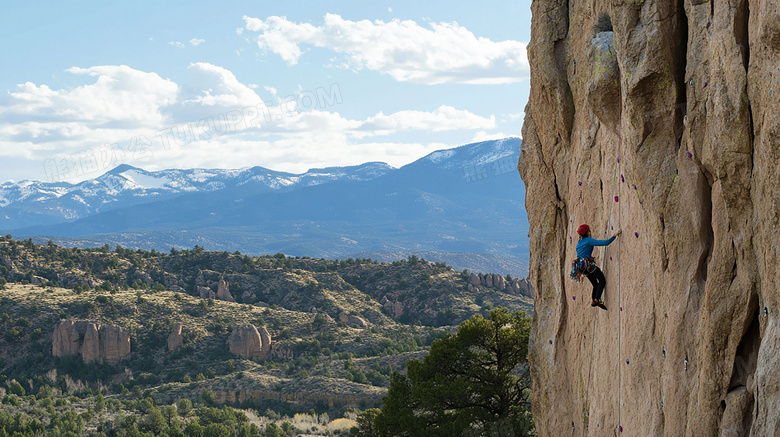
[576, 224, 590, 236]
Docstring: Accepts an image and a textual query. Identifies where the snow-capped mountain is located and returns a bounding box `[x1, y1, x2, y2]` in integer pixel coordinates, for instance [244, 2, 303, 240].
[3, 138, 529, 276]
[0, 162, 394, 229]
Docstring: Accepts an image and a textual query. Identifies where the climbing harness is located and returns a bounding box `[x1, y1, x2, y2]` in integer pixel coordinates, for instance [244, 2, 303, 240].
[570, 257, 597, 283]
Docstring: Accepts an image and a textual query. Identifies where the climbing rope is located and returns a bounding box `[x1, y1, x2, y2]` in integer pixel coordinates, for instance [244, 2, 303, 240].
[581, 306, 598, 437]
[580, 127, 621, 437]
[616, 82, 624, 434]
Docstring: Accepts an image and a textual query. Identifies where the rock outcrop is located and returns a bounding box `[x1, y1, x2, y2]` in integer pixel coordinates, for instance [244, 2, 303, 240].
[216, 278, 235, 302]
[0, 254, 14, 270]
[271, 342, 294, 360]
[339, 313, 368, 328]
[258, 326, 272, 357]
[198, 286, 215, 300]
[167, 323, 184, 351]
[81, 323, 100, 363]
[228, 324, 271, 359]
[510, 277, 534, 299]
[100, 325, 130, 363]
[52, 320, 80, 357]
[52, 320, 130, 363]
[520, 1, 777, 436]
[382, 298, 404, 318]
[468, 273, 534, 298]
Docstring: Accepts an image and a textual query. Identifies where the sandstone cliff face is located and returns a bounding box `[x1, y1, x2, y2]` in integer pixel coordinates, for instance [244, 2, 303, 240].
[228, 324, 271, 359]
[100, 325, 131, 363]
[258, 325, 272, 357]
[52, 320, 130, 363]
[520, 1, 778, 436]
[81, 323, 101, 363]
[52, 320, 80, 357]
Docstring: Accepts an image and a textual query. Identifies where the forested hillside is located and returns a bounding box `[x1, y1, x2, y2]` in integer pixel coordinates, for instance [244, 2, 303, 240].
[0, 236, 533, 435]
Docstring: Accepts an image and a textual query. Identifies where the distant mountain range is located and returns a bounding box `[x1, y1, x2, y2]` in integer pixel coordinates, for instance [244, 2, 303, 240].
[0, 161, 394, 228]
[1, 138, 529, 276]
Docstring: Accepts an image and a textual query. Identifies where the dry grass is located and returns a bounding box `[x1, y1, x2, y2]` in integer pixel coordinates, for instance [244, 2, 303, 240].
[326, 417, 357, 431]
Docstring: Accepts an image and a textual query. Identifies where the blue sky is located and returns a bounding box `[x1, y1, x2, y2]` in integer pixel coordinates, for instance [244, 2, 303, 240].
[0, 1, 532, 183]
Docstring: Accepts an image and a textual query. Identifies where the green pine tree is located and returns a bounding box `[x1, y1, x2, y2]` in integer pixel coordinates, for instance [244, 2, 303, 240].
[374, 308, 535, 437]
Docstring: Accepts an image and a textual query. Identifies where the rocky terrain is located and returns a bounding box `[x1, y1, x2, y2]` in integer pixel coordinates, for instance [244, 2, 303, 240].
[0, 237, 532, 327]
[0, 236, 532, 431]
[520, 1, 778, 436]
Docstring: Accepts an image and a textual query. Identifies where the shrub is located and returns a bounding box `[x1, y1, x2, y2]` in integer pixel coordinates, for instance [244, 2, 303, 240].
[95, 393, 105, 412]
[4, 328, 23, 341]
[201, 388, 217, 405]
[7, 380, 26, 396]
[178, 398, 193, 417]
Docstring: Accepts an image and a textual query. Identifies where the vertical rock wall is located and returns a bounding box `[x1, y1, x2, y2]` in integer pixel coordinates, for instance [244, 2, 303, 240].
[52, 320, 130, 363]
[228, 324, 272, 359]
[519, 1, 779, 435]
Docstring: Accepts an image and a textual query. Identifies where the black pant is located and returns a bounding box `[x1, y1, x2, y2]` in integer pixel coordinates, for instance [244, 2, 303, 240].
[586, 267, 606, 301]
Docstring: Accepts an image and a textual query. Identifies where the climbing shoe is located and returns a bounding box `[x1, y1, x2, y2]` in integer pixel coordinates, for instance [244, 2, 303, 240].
[591, 299, 608, 310]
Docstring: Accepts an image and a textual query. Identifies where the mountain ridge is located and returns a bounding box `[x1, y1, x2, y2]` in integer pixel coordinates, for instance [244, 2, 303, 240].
[3, 138, 529, 276]
[0, 161, 397, 227]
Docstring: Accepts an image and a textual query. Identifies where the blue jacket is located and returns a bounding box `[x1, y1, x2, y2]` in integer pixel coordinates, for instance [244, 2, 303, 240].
[576, 235, 616, 258]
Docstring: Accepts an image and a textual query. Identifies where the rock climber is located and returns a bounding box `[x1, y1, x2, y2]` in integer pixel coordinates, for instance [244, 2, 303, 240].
[571, 224, 621, 310]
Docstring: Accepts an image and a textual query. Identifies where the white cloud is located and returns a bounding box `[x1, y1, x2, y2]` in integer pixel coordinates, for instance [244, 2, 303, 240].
[0, 63, 501, 182]
[242, 13, 529, 85]
[263, 86, 279, 101]
[189, 38, 205, 46]
[179, 63, 263, 107]
[470, 131, 520, 143]
[168, 41, 185, 49]
[0, 65, 178, 127]
[355, 106, 495, 137]
[144, 136, 450, 175]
